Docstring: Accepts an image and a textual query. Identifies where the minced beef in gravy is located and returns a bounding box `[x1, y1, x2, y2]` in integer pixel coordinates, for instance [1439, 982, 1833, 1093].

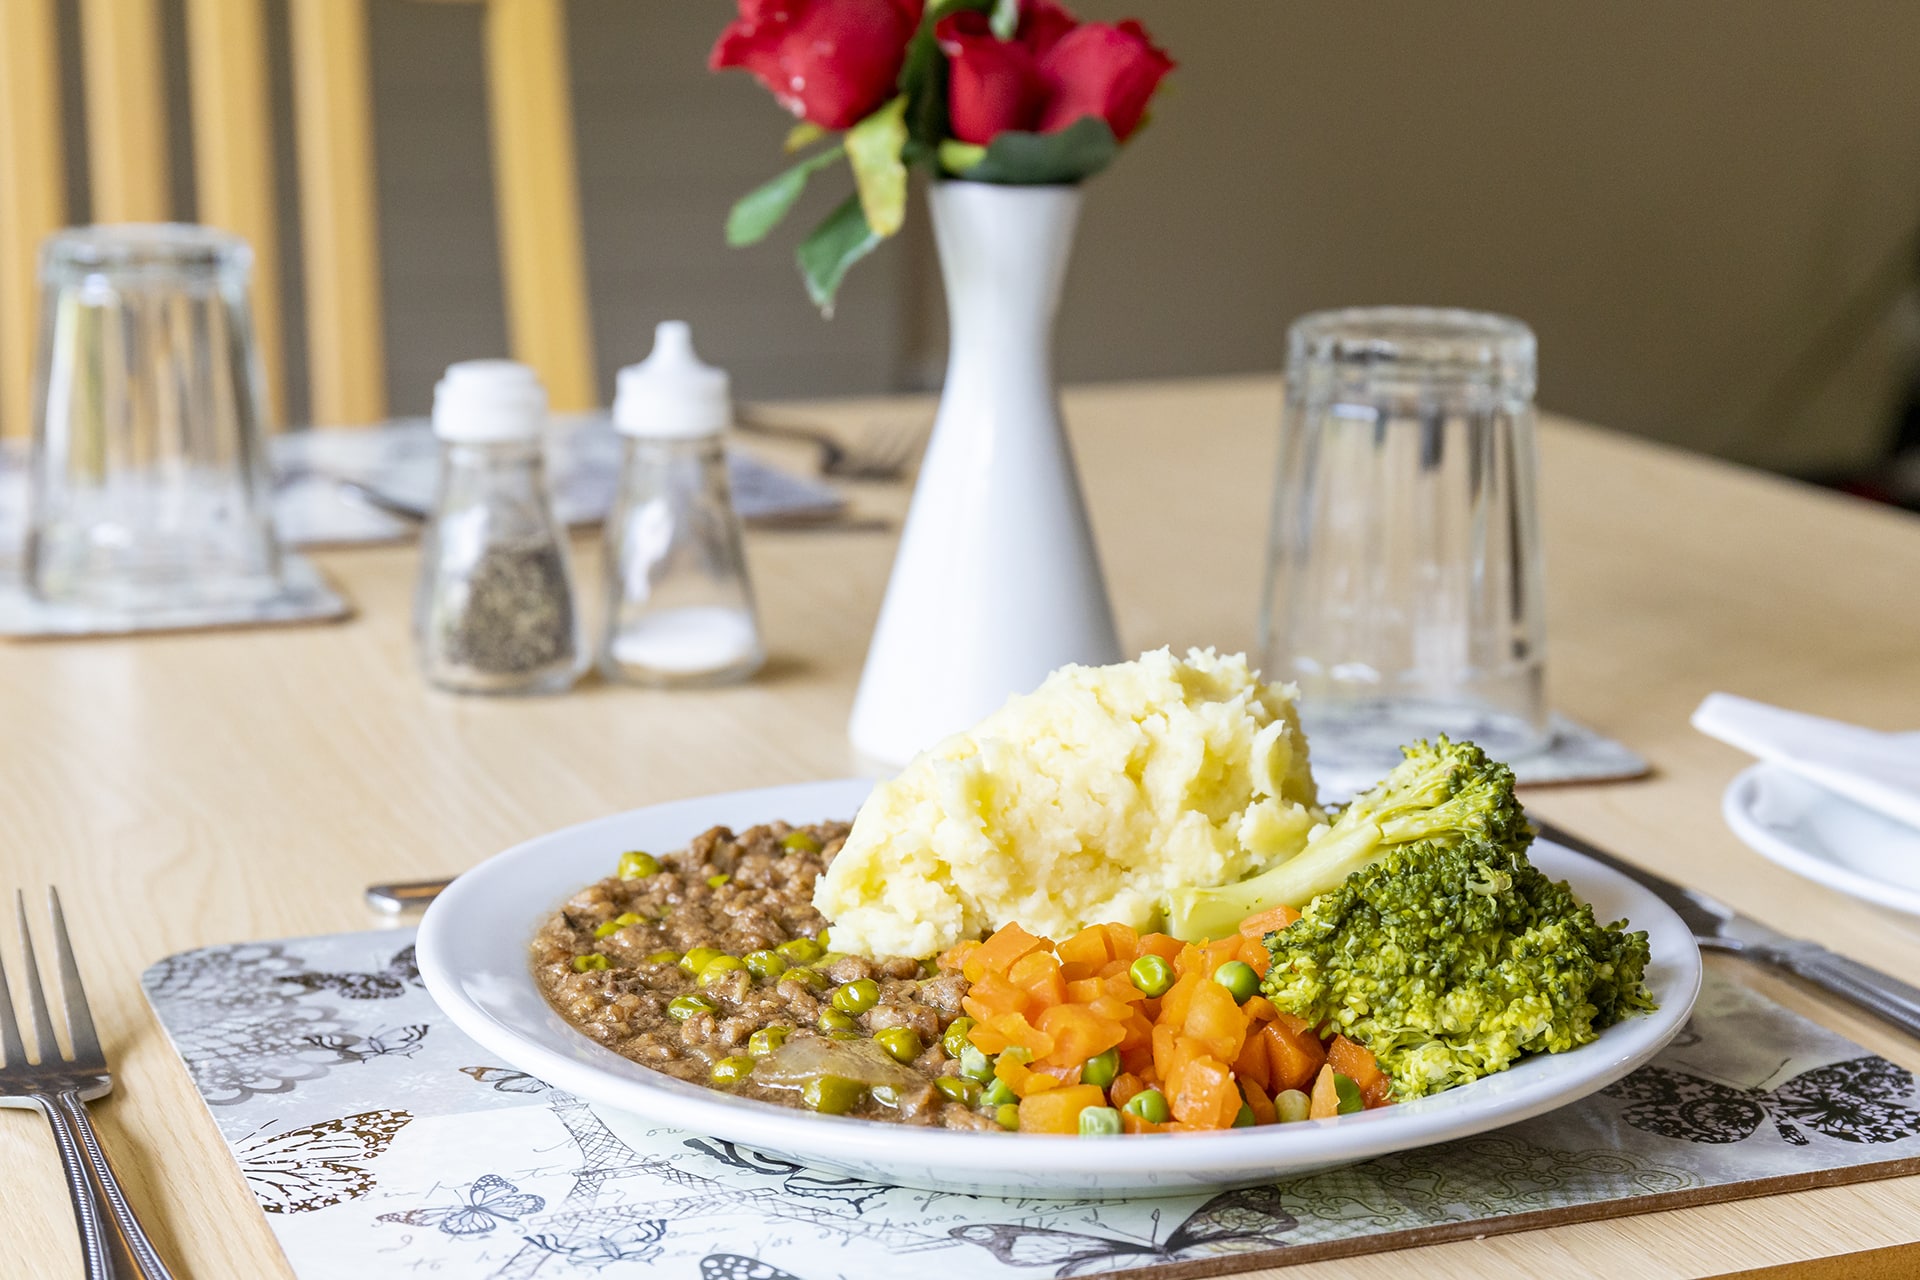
[532, 820, 998, 1130]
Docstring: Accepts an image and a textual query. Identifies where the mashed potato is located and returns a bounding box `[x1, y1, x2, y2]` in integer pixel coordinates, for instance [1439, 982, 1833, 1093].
[815, 648, 1322, 958]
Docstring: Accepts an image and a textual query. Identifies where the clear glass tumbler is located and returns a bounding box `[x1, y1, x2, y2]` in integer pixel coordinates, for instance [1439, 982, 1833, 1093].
[27, 224, 281, 609]
[1260, 307, 1549, 776]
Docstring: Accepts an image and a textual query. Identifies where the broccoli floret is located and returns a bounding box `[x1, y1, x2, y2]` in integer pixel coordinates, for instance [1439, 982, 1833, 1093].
[1260, 836, 1656, 1098]
[1167, 737, 1527, 941]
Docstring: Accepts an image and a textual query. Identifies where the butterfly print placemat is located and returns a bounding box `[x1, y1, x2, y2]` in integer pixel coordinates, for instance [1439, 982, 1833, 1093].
[143, 930, 1920, 1280]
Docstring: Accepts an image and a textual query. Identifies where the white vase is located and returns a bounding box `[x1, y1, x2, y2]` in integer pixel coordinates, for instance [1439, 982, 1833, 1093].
[848, 180, 1122, 767]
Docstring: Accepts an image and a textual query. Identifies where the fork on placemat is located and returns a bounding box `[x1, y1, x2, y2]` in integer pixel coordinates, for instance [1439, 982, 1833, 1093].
[1, 889, 175, 1279]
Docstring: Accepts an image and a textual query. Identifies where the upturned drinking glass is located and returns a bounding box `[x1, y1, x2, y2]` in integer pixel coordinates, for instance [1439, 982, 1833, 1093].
[1260, 307, 1549, 776]
[27, 224, 282, 610]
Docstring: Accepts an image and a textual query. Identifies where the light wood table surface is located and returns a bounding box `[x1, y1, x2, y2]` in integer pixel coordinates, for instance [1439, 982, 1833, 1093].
[1, 375, 1917, 1279]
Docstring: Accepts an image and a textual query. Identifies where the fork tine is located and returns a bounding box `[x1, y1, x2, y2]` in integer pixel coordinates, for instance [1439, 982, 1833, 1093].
[47, 888, 101, 1066]
[16, 889, 62, 1064]
[0, 907, 24, 1068]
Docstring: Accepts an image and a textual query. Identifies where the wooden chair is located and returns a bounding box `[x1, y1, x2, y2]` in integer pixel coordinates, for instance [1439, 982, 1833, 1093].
[0, 0, 598, 434]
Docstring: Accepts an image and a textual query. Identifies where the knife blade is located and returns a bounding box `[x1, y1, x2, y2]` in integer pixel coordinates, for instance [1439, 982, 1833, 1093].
[1535, 819, 1920, 1040]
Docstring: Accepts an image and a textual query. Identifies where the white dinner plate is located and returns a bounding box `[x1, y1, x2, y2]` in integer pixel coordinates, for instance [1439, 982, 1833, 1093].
[1724, 750, 1920, 918]
[417, 778, 1702, 1197]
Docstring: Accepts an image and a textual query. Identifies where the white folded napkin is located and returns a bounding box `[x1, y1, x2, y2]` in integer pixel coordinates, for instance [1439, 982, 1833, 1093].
[1692, 692, 1920, 829]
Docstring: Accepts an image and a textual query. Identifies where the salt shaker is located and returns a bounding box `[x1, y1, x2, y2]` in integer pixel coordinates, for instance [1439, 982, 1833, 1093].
[414, 360, 581, 695]
[600, 322, 765, 686]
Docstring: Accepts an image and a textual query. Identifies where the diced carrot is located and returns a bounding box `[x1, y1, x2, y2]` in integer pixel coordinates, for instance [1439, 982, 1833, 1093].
[1243, 995, 1277, 1024]
[1123, 1045, 1156, 1079]
[1327, 1035, 1385, 1097]
[1101, 971, 1148, 1004]
[1087, 994, 1135, 1024]
[1181, 979, 1248, 1065]
[1019, 1084, 1108, 1134]
[1237, 904, 1301, 942]
[1109, 1072, 1146, 1110]
[1137, 932, 1183, 960]
[1158, 971, 1203, 1029]
[1217, 1075, 1245, 1129]
[1241, 1077, 1277, 1126]
[1270, 1009, 1316, 1038]
[1362, 1076, 1394, 1109]
[1308, 1064, 1340, 1119]
[1009, 950, 1068, 1007]
[938, 940, 980, 973]
[1151, 1022, 1179, 1081]
[1065, 977, 1105, 1003]
[965, 923, 1049, 983]
[1058, 926, 1112, 970]
[994, 1057, 1062, 1097]
[1236, 934, 1272, 978]
[1118, 1011, 1155, 1052]
[1120, 1111, 1166, 1135]
[987, 1011, 1056, 1059]
[1232, 1025, 1270, 1092]
[1166, 1052, 1235, 1127]
[1037, 1004, 1125, 1070]
[961, 971, 1031, 1023]
[1101, 922, 1140, 960]
[1261, 1020, 1327, 1094]
[1177, 937, 1239, 979]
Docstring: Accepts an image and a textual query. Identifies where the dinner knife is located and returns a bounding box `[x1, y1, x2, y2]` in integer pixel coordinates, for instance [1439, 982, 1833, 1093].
[1534, 820, 1920, 1041]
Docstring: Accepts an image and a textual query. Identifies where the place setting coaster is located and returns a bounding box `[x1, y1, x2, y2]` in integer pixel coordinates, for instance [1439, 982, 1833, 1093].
[144, 929, 1920, 1280]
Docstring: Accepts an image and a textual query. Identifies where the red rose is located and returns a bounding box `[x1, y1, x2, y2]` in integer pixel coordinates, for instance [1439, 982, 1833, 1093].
[1014, 0, 1079, 60]
[937, 10, 1047, 143]
[710, 0, 923, 131]
[1036, 20, 1173, 141]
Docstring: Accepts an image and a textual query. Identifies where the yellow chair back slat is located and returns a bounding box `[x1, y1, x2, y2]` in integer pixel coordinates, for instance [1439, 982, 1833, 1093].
[186, 0, 289, 428]
[0, 0, 67, 440]
[77, 0, 171, 222]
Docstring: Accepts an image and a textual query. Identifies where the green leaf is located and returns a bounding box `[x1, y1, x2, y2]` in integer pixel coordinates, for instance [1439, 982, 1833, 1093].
[989, 0, 1020, 39]
[960, 117, 1120, 185]
[797, 195, 882, 315]
[846, 97, 910, 237]
[937, 139, 988, 175]
[725, 143, 846, 247]
[784, 121, 827, 154]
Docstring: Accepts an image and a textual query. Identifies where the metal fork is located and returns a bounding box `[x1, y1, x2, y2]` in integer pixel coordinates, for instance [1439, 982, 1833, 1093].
[735, 408, 929, 482]
[1, 889, 175, 1279]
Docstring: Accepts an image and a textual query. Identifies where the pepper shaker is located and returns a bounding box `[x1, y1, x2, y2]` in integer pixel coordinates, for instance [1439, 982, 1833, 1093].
[414, 360, 581, 695]
[599, 322, 765, 686]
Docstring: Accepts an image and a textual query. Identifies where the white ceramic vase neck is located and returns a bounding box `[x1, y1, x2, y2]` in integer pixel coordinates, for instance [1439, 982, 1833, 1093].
[848, 180, 1122, 767]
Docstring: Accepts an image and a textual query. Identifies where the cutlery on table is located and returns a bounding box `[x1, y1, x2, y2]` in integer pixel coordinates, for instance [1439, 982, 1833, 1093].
[0, 889, 176, 1279]
[1536, 821, 1920, 1040]
[735, 407, 928, 482]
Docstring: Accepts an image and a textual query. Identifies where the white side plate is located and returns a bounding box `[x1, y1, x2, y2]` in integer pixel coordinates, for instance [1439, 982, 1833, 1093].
[1725, 753, 1920, 919]
[417, 778, 1702, 1197]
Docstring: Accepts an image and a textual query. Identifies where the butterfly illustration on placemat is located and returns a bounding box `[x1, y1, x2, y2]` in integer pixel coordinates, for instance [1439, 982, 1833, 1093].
[950, 1185, 1298, 1277]
[1603, 1055, 1920, 1146]
[700, 1255, 807, 1280]
[234, 1109, 412, 1213]
[303, 1024, 429, 1064]
[278, 946, 421, 1000]
[524, 1219, 668, 1263]
[460, 1064, 553, 1095]
[683, 1139, 893, 1213]
[377, 1173, 545, 1237]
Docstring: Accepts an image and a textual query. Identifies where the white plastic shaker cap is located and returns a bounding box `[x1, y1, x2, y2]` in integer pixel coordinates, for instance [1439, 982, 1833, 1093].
[614, 321, 731, 439]
[431, 360, 548, 442]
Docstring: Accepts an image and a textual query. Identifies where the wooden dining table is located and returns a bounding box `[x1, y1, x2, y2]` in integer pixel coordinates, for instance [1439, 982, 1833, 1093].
[1, 374, 1917, 1279]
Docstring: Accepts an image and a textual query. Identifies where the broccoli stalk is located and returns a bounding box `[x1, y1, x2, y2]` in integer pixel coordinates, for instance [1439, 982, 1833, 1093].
[1166, 737, 1528, 941]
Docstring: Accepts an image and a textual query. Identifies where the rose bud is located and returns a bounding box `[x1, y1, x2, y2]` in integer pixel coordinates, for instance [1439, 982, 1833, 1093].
[710, 0, 923, 131]
[938, 10, 1048, 144]
[1037, 19, 1174, 142]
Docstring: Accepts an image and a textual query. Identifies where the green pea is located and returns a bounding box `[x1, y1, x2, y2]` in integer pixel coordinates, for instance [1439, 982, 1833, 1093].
[571, 953, 609, 973]
[697, 956, 748, 988]
[802, 1075, 866, 1115]
[816, 928, 833, 950]
[1213, 961, 1260, 1005]
[1129, 954, 1174, 998]
[709, 1056, 755, 1085]
[981, 1076, 1017, 1108]
[592, 921, 620, 939]
[744, 950, 788, 981]
[1123, 1088, 1170, 1124]
[613, 911, 643, 927]
[1082, 1047, 1121, 1090]
[1333, 1072, 1364, 1115]
[777, 937, 825, 965]
[957, 1044, 993, 1083]
[869, 1084, 901, 1108]
[783, 966, 830, 991]
[746, 1026, 790, 1057]
[818, 1009, 857, 1033]
[831, 978, 879, 1015]
[934, 1077, 981, 1107]
[679, 947, 725, 976]
[1274, 1089, 1312, 1124]
[941, 1017, 976, 1059]
[1232, 1102, 1257, 1128]
[707, 873, 731, 888]
[781, 830, 821, 853]
[1078, 1106, 1123, 1137]
[995, 1102, 1021, 1130]
[668, 994, 715, 1021]
[617, 851, 660, 879]
[874, 1027, 921, 1064]
[644, 949, 681, 965]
